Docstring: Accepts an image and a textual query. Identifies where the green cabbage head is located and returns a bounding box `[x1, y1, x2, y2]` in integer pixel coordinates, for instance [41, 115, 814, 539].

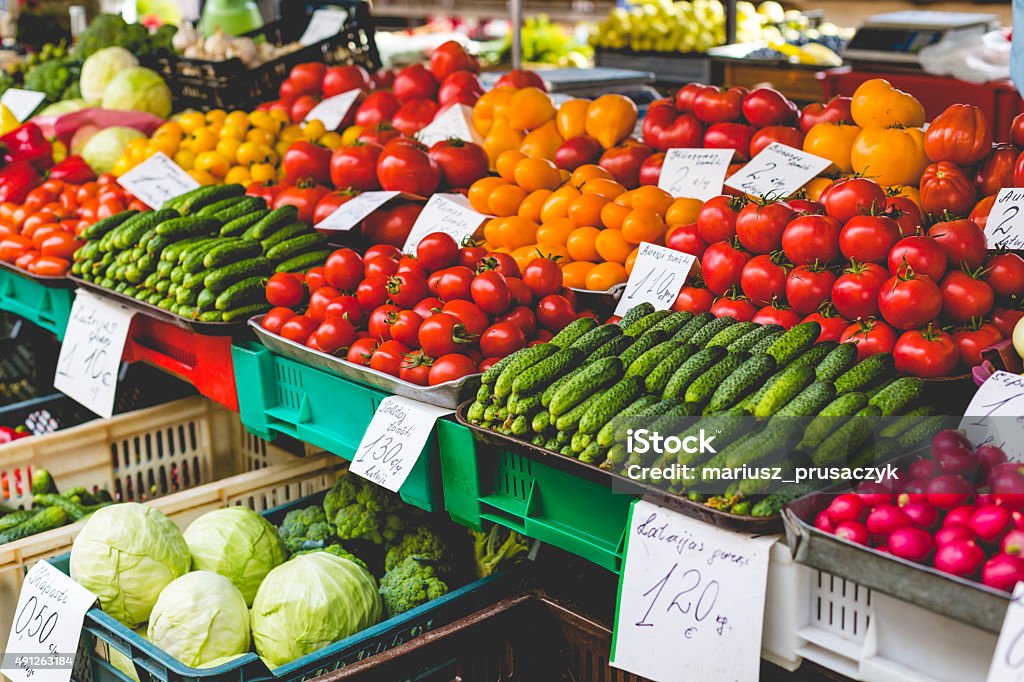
[70, 503, 190, 627]
[81, 47, 139, 103]
[251, 552, 381, 667]
[101, 66, 172, 118]
[183, 506, 287, 605]
[81, 126, 146, 174]
[147, 571, 251, 668]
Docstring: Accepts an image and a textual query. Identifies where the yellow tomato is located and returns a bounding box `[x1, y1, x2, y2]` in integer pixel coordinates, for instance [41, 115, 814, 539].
[188, 168, 216, 185]
[585, 94, 638, 149]
[178, 111, 206, 133]
[225, 110, 250, 130]
[194, 151, 231, 177]
[224, 166, 252, 184]
[155, 121, 184, 139]
[851, 126, 928, 187]
[506, 87, 556, 132]
[173, 148, 196, 169]
[268, 108, 290, 124]
[249, 110, 280, 133]
[340, 125, 362, 145]
[280, 125, 304, 142]
[216, 138, 242, 161]
[205, 109, 227, 125]
[190, 129, 219, 153]
[802, 122, 862, 174]
[124, 138, 149, 163]
[111, 157, 134, 177]
[319, 131, 344, 150]
[249, 163, 277, 183]
[665, 197, 702, 226]
[303, 119, 327, 140]
[149, 135, 180, 157]
[245, 128, 275, 147]
[472, 86, 516, 136]
[237, 141, 271, 166]
[219, 122, 246, 140]
[851, 79, 925, 129]
[519, 120, 563, 161]
[555, 98, 589, 139]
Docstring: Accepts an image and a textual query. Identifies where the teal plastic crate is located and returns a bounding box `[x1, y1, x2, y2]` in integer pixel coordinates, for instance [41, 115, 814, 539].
[0, 267, 72, 339]
[232, 343, 441, 512]
[436, 420, 632, 573]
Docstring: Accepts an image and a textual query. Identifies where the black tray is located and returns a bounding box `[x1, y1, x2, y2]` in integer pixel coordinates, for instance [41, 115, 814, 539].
[0, 259, 74, 287]
[455, 400, 782, 534]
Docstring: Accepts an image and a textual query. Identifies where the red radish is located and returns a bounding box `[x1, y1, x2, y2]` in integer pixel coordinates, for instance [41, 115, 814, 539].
[976, 492, 997, 507]
[835, 520, 869, 545]
[933, 540, 985, 577]
[1016, 511, 1024, 530]
[981, 554, 1024, 591]
[866, 504, 912, 536]
[874, 545, 891, 554]
[814, 511, 836, 533]
[975, 444, 1008, 474]
[935, 525, 975, 547]
[970, 505, 1013, 543]
[933, 429, 973, 453]
[926, 475, 973, 509]
[855, 480, 892, 506]
[908, 459, 939, 480]
[827, 494, 866, 522]
[900, 500, 939, 529]
[888, 526, 935, 562]
[898, 481, 928, 504]
[879, 469, 905, 492]
[945, 506, 976, 528]
[933, 447, 978, 479]
[1001, 529, 1024, 556]
[991, 468, 1024, 509]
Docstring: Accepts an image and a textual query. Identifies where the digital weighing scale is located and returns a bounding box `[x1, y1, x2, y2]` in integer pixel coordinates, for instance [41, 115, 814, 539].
[842, 11, 999, 66]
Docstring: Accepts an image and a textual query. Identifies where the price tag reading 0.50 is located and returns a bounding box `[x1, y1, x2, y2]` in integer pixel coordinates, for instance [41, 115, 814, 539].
[12, 595, 60, 647]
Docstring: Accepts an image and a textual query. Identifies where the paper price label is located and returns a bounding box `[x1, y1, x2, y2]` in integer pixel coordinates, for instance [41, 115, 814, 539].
[610, 500, 775, 682]
[53, 290, 134, 419]
[725, 142, 832, 198]
[117, 152, 200, 209]
[614, 242, 696, 317]
[304, 89, 361, 131]
[658, 148, 734, 201]
[350, 395, 453, 492]
[960, 371, 1024, 460]
[988, 582, 1024, 681]
[985, 188, 1024, 250]
[315, 191, 400, 231]
[299, 7, 349, 46]
[417, 104, 482, 148]
[403, 193, 489, 252]
[0, 88, 46, 122]
[2, 561, 97, 682]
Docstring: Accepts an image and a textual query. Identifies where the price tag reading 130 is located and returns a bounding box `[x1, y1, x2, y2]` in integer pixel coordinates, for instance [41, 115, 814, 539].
[724, 142, 831, 198]
[350, 395, 453, 493]
[613, 242, 696, 317]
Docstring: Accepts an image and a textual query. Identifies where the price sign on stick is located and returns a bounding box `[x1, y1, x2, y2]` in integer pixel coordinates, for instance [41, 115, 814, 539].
[0, 88, 46, 122]
[54, 290, 134, 418]
[417, 104, 482, 148]
[315, 191, 400, 231]
[613, 242, 696, 317]
[610, 500, 775, 682]
[960, 371, 1024, 460]
[724, 142, 831, 198]
[2, 561, 98, 682]
[403, 193, 489, 252]
[985, 188, 1024, 250]
[658, 148, 734, 201]
[299, 7, 349, 46]
[304, 89, 361, 131]
[117, 152, 200, 209]
[987, 582, 1024, 682]
[350, 395, 453, 492]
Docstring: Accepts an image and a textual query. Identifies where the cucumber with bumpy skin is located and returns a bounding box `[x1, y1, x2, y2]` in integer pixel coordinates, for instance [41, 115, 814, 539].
[587, 335, 631, 363]
[834, 354, 896, 395]
[789, 341, 839, 370]
[618, 329, 668, 369]
[688, 316, 737, 348]
[618, 302, 655, 329]
[684, 352, 747, 406]
[549, 317, 598, 347]
[570, 324, 622, 355]
[579, 376, 644, 434]
[815, 342, 859, 383]
[645, 343, 697, 395]
[549, 357, 623, 417]
[662, 345, 727, 401]
[752, 364, 815, 419]
[511, 347, 583, 397]
[623, 310, 672, 336]
[626, 340, 681, 378]
[165, 184, 244, 215]
[275, 250, 331, 273]
[672, 312, 714, 343]
[748, 330, 785, 355]
[596, 395, 660, 447]
[706, 321, 758, 348]
[494, 344, 560, 401]
[869, 377, 925, 416]
[706, 353, 777, 413]
[650, 311, 694, 335]
[765, 322, 820, 365]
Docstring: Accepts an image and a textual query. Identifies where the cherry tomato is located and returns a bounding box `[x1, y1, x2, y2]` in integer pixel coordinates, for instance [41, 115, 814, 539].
[14, 250, 38, 270]
[38, 232, 77, 259]
[458, 244, 487, 269]
[355, 275, 390, 310]
[887, 236, 947, 282]
[324, 248, 363, 291]
[274, 183, 331, 224]
[399, 352, 432, 386]
[266, 272, 306, 308]
[310, 318, 356, 355]
[496, 305, 537, 337]
[522, 258, 564, 297]
[397, 256, 427, 280]
[368, 304, 401, 340]
[390, 309, 424, 347]
[346, 337, 378, 366]
[280, 315, 319, 345]
[428, 266, 474, 301]
[927, 218, 988, 270]
[536, 294, 576, 332]
[413, 296, 445, 320]
[416, 232, 459, 271]
[386, 272, 428, 309]
[478, 253, 520, 278]
[305, 267, 327, 291]
[735, 201, 794, 254]
[261, 307, 297, 334]
[802, 309, 849, 343]
[697, 195, 744, 244]
[471, 270, 512, 315]
[480, 321, 526, 358]
[324, 295, 364, 326]
[419, 312, 475, 357]
[429, 353, 478, 385]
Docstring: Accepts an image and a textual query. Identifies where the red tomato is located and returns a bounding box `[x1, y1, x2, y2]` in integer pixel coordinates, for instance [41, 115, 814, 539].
[399, 352, 432, 386]
[362, 304, 395, 341]
[692, 86, 745, 124]
[356, 274, 389, 310]
[494, 69, 547, 90]
[894, 325, 959, 377]
[429, 353, 478, 385]
[261, 307, 297, 334]
[986, 253, 1024, 298]
[365, 258, 399, 281]
[346, 337, 378, 366]
[831, 261, 888, 320]
[26, 255, 68, 276]
[742, 87, 797, 127]
[887, 236, 948, 282]
[387, 272, 428, 308]
[413, 296, 444, 320]
[703, 122, 755, 160]
[289, 95, 319, 124]
[953, 323, 1004, 366]
[323, 248, 363, 291]
[781, 214, 840, 265]
[878, 271, 943, 330]
[480, 321, 526, 358]
[322, 64, 370, 97]
[885, 195, 924, 237]
[666, 223, 708, 258]
[973, 143, 1017, 197]
[289, 63, 326, 96]
[749, 126, 804, 158]
[365, 244, 402, 261]
[711, 295, 757, 321]
[38, 232, 77, 259]
[993, 307, 1024, 338]
[496, 305, 537, 337]
[283, 141, 332, 185]
[701, 240, 750, 295]
[430, 41, 480, 81]
[442, 299, 489, 336]
[471, 270, 512, 315]
[438, 71, 484, 108]
[419, 312, 475, 357]
[458, 244, 487, 269]
[358, 123, 401, 147]
[0, 235, 31, 262]
[554, 135, 604, 172]
[14, 249, 38, 270]
[786, 265, 836, 315]
[735, 201, 795, 254]
[280, 315, 319, 345]
[672, 285, 714, 313]
[840, 318, 898, 360]
[839, 214, 901, 264]
[675, 83, 710, 112]
[920, 161, 977, 216]
[641, 101, 704, 151]
[325, 295, 364, 326]
[247, 181, 283, 205]
[752, 304, 801, 329]
[478, 253, 521, 278]
[393, 63, 438, 103]
[356, 91, 401, 128]
[536, 294, 576, 332]
[362, 203, 422, 247]
[637, 152, 664, 186]
[799, 96, 852, 132]
[329, 143, 382, 191]
[428, 266, 474, 301]
[802, 308, 849, 343]
[382, 310, 419, 347]
[697, 195, 745, 243]
[305, 266, 327, 291]
[393, 99, 440, 136]
[522, 258, 563, 297]
[505, 277, 534, 307]
[370, 340, 411, 376]
[940, 270, 995, 323]
[598, 144, 655, 188]
[429, 139, 489, 189]
[311, 317, 356, 355]
[376, 142, 440, 196]
[416, 232, 459, 271]
[824, 178, 886, 224]
[274, 183, 330, 224]
[740, 254, 788, 306]
[266, 272, 306, 308]
[308, 286, 342, 322]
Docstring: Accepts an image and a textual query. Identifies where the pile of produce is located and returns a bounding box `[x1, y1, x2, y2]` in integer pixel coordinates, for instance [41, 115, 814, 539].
[171, 26, 303, 67]
[70, 184, 329, 322]
[467, 304, 942, 517]
[816, 430, 1024, 592]
[67, 474, 527, 672]
[0, 469, 114, 544]
[259, 234, 588, 386]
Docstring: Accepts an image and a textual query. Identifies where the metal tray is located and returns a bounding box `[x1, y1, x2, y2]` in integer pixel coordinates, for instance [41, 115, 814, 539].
[569, 284, 624, 318]
[454, 399, 782, 534]
[0, 259, 74, 287]
[783, 494, 1010, 633]
[68, 276, 246, 336]
[249, 316, 480, 409]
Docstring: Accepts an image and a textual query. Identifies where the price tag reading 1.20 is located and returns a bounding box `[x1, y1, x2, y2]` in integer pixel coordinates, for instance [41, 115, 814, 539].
[2, 561, 98, 682]
[985, 188, 1024, 250]
[350, 395, 453, 493]
[960, 371, 1024, 461]
[117, 152, 200, 210]
[610, 500, 775, 682]
[987, 582, 1024, 682]
[724, 142, 831, 198]
[53, 290, 135, 419]
[613, 242, 696, 317]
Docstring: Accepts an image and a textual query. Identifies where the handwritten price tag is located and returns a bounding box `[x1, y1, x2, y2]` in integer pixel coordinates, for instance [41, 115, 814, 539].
[0, 88, 46, 122]
[985, 188, 1024, 250]
[725, 142, 831, 198]
[613, 242, 696, 317]
[299, 7, 349, 46]
[987, 582, 1024, 681]
[658, 148, 734, 201]
[2, 561, 97, 682]
[315, 191, 400, 231]
[417, 104, 482, 148]
[305, 89, 361, 131]
[117, 152, 200, 209]
[403, 193, 489, 252]
[960, 371, 1024, 460]
[610, 499, 775, 682]
[350, 395, 453, 492]
[53, 290, 134, 418]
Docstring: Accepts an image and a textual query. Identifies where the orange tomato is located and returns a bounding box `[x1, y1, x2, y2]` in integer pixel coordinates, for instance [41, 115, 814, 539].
[469, 177, 507, 213]
[14, 249, 38, 270]
[621, 208, 666, 245]
[507, 87, 556, 132]
[487, 184, 528, 217]
[586, 262, 628, 290]
[804, 176, 832, 202]
[539, 185, 580, 222]
[483, 120, 525, 168]
[534, 242, 570, 261]
[514, 157, 562, 192]
[555, 99, 589, 139]
[566, 226, 601, 262]
[600, 201, 631, 230]
[39, 231, 77, 259]
[630, 186, 674, 216]
[585, 94, 638, 149]
[568, 193, 609, 229]
[472, 86, 516, 136]
[498, 216, 539, 250]
[511, 244, 540, 273]
[0, 202, 19, 227]
[29, 224, 63, 247]
[665, 197, 703, 226]
[570, 164, 613, 188]
[518, 189, 553, 222]
[483, 217, 506, 246]
[561, 261, 596, 288]
[520, 120, 563, 160]
[536, 217, 575, 245]
[594, 229, 632, 263]
[496, 150, 528, 181]
[0, 234, 32, 262]
[625, 247, 640, 275]
[22, 212, 57, 236]
[27, 255, 69, 277]
[581, 178, 625, 200]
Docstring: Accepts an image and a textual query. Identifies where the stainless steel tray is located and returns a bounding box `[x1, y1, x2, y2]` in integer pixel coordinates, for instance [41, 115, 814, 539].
[249, 316, 480, 409]
[783, 496, 1010, 633]
[0, 259, 74, 287]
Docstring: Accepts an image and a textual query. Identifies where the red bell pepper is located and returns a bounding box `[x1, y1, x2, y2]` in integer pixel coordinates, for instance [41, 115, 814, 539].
[1, 123, 53, 170]
[48, 155, 96, 183]
[0, 425, 28, 443]
[0, 160, 40, 204]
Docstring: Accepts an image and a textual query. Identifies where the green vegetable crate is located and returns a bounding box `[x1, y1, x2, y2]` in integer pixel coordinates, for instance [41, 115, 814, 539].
[0, 262, 73, 339]
[232, 343, 442, 512]
[49, 490, 517, 682]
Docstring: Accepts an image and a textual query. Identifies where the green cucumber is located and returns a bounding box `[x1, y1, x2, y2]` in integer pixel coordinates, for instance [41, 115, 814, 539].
[494, 344, 561, 401]
[662, 345, 728, 401]
[868, 377, 925, 416]
[586, 335, 632, 363]
[789, 341, 839, 370]
[815, 342, 859, 383]
[155, 216, 221, 239]
[618, 329, 669, 369]
[618, 302, 655, 329]
[626, 340, 682, 378]
[684, 352, 747, 406]
[706, 321, 758, 348]
[775, 381, 837, 417]
[220, 209, 268, 237]
[752, 364, 815, 419]
[765, 321, 820, 365]
[749, 330, 786, 355]
[649, 311, 694, 335]
[834, 354, 896, 395]
[596, 395, 660, 448]
[549, 317, 598, 347]
[83, 210, 138, 240]
[569, 324, 622, 355]
[203, 239, 262, 269]
[259, 222, 308, 251]
[549, 357, 623, 417]
[511, 347, 583, 397]
[243, 206, 299, 240]
[672, 312, 715, 344]
[221, 303, 271, 323]
[579, 376, 645, 434]
[688, 316, 737, 348]
[265, 233, 327, 264]
[645, 343, 697, 395]
[706, 353, 777, 414]
[166, 184, 244, 215]
[623, 310, 672, 336]
[275, 250, 331, 273]
[203, 258, 272, 293]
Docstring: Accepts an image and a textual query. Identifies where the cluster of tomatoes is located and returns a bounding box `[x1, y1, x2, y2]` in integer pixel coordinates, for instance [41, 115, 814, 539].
[666, 175, 1024, 377]
[0, 175, 144, 277]
[259, 231, 584, 386]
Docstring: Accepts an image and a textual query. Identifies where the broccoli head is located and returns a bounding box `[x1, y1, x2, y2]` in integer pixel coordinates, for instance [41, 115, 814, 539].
[323, 476, 405, 545]
[278, 505, 336, 553]
[296, 544, 369, 572]
[473, 524, 531, 578]
[379, 557, 448, 618]
[76, 14, 151, 58]
[385, 526, 448, 574]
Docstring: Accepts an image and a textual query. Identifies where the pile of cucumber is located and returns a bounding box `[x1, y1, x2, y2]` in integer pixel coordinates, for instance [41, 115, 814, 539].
[70, 184, 330, 323]
[0, 469, 113, 544]
[467, 303, 951, 518]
